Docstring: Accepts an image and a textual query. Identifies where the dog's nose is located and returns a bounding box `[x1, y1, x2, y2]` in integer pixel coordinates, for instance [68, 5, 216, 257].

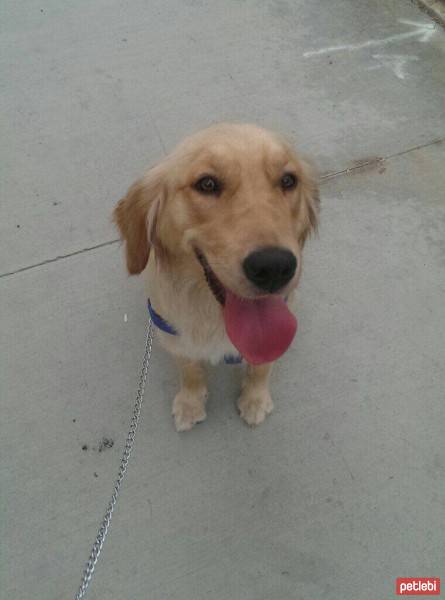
[243, 247, 297, 293]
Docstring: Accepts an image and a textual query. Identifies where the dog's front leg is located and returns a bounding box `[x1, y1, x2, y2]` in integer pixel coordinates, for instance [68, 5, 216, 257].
[172, 358, 208, 432]
[238, 363, 274, 426]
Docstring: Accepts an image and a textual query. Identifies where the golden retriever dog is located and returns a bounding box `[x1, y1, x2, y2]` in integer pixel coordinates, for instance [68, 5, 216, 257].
[114, 123, 319, 431]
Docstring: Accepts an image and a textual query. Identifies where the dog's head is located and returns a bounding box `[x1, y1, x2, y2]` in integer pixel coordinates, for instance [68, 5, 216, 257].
[114, 123, 319, 302]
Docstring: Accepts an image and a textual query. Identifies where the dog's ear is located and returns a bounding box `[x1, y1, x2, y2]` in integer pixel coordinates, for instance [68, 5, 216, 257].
[296, 159, 320, 246]
[113, 163, 165, 275]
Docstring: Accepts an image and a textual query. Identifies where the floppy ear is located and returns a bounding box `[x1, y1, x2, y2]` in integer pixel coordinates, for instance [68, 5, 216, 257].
[296, 160, 320, 246]
[113, 164, 165, 274]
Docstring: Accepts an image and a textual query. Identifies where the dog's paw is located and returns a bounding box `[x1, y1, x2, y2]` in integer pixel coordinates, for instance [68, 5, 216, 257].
[237, 388, 274, 426]
[172, 389, 207, 432]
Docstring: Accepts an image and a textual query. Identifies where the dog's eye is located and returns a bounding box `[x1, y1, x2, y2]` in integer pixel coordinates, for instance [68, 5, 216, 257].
[280, 173, 298, 190]
[194, 175, 221, 195]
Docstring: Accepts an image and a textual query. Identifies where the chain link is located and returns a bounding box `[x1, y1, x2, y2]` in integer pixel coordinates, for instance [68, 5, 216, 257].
[75, 319, 154, 599]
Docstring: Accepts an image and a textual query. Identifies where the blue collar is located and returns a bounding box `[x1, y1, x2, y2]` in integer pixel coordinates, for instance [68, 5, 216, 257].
[147, 299, 242, 364]
[147, 299, 178, 335]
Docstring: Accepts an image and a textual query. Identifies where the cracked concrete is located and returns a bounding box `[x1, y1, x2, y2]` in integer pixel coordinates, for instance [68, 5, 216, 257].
[1, 1, 444, 599]
[0, 239, 120, 279]
[2, 138, 443, 280]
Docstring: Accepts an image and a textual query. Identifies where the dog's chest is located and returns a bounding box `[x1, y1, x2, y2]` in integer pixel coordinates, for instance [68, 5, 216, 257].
[157, 324, 238, 365]
[146, 267, 239, 364]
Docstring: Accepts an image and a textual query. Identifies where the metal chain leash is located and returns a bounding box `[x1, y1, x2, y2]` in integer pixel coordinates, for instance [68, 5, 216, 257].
[75, 319, 154, 599]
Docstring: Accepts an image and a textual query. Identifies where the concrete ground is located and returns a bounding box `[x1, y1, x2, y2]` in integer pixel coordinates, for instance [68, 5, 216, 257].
[1, 1, 444, 599]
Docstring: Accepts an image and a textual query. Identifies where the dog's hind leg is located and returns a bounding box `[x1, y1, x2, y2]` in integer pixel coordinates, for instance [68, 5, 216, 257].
[172, 358, 208, 432]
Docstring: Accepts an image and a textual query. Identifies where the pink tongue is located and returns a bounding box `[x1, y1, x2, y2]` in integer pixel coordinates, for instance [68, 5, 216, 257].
[223, 292, 297, 365]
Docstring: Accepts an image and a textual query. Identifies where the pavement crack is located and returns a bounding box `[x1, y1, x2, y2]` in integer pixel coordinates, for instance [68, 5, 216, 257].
[1, 138, 443, 280]
[0, 239, 120, 279]
[321, 157, 385, 182]
[385, 136, 444, 159]
[321, 136, 444, 182]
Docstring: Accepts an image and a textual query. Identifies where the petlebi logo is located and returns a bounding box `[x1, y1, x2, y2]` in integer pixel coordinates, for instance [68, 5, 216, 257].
[396, 578, 440, 595]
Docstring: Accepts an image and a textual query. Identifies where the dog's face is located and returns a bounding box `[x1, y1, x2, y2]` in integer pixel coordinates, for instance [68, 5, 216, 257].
[114, 123, 319, 302]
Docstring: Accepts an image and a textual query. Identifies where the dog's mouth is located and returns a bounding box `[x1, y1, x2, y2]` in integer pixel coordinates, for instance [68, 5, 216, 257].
[195, 249, 226, 306]
[194, 248, 297, 365]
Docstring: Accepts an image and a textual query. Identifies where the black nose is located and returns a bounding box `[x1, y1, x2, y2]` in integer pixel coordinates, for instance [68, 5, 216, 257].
[243, 247, 297, 293]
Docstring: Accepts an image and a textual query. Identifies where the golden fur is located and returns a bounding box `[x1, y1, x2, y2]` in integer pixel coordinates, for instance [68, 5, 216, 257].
[114, 123, 319, 430]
